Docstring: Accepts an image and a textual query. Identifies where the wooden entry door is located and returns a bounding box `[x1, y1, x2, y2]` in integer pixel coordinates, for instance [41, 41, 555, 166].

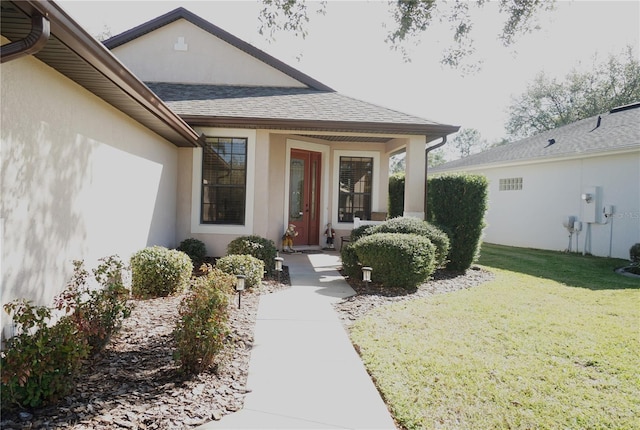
[288, 149, 321, 246]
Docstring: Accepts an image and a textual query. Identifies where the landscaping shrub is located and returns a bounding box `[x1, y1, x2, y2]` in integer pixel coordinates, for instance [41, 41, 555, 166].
[130, 246, 193, 298]
[177, 238, 207, 267]
[56, 256, 132, 353]
[630, 243, 640, 264]
[340, 242, 361, 279]
[1, 300, 89, 409]
[227, 235, 277, 276]
[350, 224, 376, 242]
[388, 172, 405, 218]
[173, 265, 234, 374]
[216, 254, 264, 289]
[369, 217, 450, 268]
[353, 233, 437, 289]
[427, 174, 488, 272]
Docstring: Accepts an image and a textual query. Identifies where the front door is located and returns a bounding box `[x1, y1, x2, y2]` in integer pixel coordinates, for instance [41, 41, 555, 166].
[289, 149, 321, 246]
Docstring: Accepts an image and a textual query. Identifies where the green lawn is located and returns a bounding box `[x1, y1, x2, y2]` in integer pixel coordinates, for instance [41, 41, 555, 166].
[350, 244, 640, 430]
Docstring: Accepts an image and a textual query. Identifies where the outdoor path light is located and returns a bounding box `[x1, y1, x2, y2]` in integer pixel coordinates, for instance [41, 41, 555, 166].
[275, 257, 284, 283]
[235, 274, 245, 309]
[362, 266, 372, 292]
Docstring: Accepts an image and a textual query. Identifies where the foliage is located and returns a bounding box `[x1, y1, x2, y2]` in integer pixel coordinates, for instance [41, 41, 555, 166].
[177, 238, 207, 267]
[130, 246, 193, 298]
[216, 254, 264, 289]
[1, 301, 89, 409]
[340, 242, 361, 280]
[506, 46, 640, 139]
[427, 174, 488, 271]
[353, 233, 436, 289]
[370, 217, 450, 268]
[427, 148, 447, 168]
[173, 265, 234, 374]
[451, 127, 486, 158]
[388, 173, 405, 218]
[389, 153, 405, 175]
[630, 243, 640, 265]
[227, 235, 278, 276]
[259, 0, 554, 70]
[351, 254, 640, 430]
[56, 256, 132, 353]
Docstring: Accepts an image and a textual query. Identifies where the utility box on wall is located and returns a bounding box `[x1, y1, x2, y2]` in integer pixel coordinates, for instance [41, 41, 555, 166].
[581, 186, 601, 223]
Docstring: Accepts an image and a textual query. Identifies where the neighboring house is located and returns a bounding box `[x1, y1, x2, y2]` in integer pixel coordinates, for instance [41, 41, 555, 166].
[430, 104, 640, 259]
[1, 1, 458, 334]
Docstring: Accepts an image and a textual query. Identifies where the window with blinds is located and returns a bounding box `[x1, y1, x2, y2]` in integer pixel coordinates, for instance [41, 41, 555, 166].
[201, 137, 247, 224]
[338, 156, 373, 222]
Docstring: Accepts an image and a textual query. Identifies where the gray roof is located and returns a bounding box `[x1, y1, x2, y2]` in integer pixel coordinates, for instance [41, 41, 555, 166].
[146, 83, 459, 137]
[431, 103, 640, 172]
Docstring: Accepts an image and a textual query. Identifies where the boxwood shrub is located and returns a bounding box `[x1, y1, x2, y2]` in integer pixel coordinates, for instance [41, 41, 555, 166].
[215, 254, 264, 289]
[340, 242, 361, 279]
[227, 235, 277, 276]
[130, 246, 193, 298]
[368, 217, 450, 268]
[353, 232, 436, 289]
[177, 238, 207, 267]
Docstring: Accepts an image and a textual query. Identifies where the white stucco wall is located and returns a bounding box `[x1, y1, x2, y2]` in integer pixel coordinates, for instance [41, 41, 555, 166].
[111, 19, 305, 87]
[1, 54, 179, 328]
[434, 151, 639, 259]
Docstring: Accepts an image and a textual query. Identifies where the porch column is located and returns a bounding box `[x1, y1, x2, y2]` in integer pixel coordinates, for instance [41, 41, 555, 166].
[403, 136, 425, 220]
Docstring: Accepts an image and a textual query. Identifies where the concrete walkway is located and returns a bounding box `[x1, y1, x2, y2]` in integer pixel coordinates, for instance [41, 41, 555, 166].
[199, 252, 397, 429]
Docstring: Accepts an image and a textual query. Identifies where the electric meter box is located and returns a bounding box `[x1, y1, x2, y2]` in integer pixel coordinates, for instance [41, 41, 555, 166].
[581, 186, 601, 223]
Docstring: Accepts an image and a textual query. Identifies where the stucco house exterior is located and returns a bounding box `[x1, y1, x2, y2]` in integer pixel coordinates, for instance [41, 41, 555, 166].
[1, 1, 458, 335]
[430, 103, 640, 259]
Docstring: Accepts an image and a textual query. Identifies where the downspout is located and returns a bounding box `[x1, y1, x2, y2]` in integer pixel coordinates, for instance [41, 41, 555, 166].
[1, 13, 50, 63]
[424, 136, 448, 219]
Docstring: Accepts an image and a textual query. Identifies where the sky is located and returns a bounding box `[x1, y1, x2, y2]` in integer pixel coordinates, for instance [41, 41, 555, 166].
[58, 0, 639, 158]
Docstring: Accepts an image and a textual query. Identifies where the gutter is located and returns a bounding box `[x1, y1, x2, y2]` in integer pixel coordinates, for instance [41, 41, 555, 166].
[424, 135, 448, 219]
[7, 1, 200, 148]
[0, 13, 50, 63]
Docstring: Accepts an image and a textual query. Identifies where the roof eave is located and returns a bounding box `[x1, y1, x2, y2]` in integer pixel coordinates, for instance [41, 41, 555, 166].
[9, 1, 200, 148]
[181, 115, 460, 137]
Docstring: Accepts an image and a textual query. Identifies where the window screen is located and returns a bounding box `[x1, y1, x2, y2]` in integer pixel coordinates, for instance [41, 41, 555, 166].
[201, 137, 247, 224]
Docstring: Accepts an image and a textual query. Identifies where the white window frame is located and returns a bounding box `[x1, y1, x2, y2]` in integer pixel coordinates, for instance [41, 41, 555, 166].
[191, 129, 256, 235]
[333, 149, 380, 229]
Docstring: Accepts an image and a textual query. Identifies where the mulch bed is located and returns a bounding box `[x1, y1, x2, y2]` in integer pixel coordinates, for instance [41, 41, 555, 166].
[1, 262, 492, 429]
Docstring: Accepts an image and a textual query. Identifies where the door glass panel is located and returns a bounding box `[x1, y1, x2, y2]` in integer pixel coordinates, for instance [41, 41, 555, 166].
[310, 160, 317, 221]
[289, 158, 304, 220]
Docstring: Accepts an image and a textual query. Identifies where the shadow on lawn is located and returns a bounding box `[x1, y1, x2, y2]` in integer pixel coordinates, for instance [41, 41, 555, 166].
[478, 243, 640, 291]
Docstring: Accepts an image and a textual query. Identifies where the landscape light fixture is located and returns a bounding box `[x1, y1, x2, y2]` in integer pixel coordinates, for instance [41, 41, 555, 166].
[235, 274, 246, 309]
[362, 266, 372, 290]
[275, 257, 284, 283]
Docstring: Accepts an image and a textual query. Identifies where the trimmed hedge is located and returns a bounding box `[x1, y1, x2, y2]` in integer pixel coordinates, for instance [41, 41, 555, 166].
[427, 173, 488, 272]
[177, 238, 207, 267]
[340, 242, 361, 279]
[388, 173, 405, 218]
[130, 246, 192, 298]
[215, 254, 264, 289]
[227, 235, 277, 276]
[368, 217, 450, 268]
[353, 233, 437, 289]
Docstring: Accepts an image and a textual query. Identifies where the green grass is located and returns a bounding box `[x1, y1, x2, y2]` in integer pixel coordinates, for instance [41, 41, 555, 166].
[350, 244, 640, 430]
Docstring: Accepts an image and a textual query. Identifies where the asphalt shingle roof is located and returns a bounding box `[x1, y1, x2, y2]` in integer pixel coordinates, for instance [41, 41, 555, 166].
[145, 83, 447, 128]
[431, 103, 640, 172]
